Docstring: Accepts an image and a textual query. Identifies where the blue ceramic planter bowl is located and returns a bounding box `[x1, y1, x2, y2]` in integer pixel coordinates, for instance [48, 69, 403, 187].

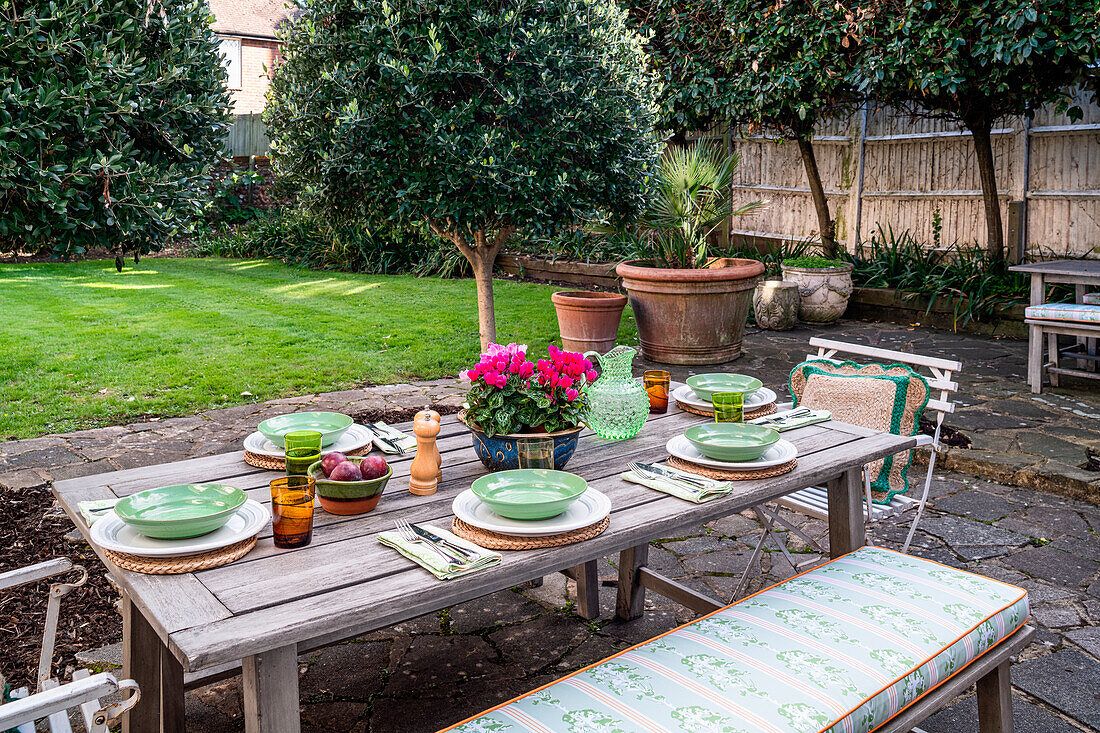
[460, 413, 582, 472]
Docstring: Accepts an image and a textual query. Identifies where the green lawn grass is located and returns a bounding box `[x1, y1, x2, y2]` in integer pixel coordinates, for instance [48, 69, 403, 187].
[1, 258, 636, 439]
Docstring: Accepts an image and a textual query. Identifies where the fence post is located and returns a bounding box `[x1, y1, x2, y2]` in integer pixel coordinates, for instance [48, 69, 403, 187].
[846, 102, 869, 253]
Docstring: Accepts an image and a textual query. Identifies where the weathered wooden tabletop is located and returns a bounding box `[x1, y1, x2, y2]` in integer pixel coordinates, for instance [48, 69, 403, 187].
[1010, 259, 1100, 281]
[52, 399, 913, 733]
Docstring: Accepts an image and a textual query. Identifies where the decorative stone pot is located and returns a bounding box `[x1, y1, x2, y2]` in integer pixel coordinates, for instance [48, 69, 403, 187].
[752, 280, 800, 330]
[550, 291, 628, 354]
[616, 258, 765, 365]
[780, 262, 854, 324]
[458, 412, 582, 472]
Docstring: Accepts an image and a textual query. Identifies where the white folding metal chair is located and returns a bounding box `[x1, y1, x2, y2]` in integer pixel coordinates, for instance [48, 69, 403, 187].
[732, 337, 962, 599]
[0, 558, 139, 733]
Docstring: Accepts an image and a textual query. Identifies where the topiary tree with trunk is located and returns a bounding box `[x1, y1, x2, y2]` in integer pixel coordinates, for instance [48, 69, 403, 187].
[265, 0, 663, 349]
[858, 0, 1100, 261]
[629, 0, 868, 258]
[0, 0, 232, 266]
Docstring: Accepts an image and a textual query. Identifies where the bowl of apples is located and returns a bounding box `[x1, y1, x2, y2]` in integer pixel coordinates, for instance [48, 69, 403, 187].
[308, 453, 392, 515]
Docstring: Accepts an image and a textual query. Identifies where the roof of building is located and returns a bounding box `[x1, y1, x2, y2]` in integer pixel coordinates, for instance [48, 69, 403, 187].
[209, 0, 291, 40]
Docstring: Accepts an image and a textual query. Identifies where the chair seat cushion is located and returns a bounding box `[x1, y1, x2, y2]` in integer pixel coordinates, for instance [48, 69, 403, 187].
[1025, 302, 1100, 323]
[447, 547, 1028, 733]
[1083, 293, 1100, 306]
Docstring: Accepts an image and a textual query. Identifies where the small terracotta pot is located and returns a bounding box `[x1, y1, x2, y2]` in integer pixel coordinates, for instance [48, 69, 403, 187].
[550, 291, 628, 353]
[616, 258, 764, 364]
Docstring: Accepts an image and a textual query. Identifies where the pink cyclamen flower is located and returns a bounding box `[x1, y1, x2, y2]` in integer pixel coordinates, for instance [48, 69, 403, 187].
[586, 369, 598, 382]
[565, 388, 579, 401]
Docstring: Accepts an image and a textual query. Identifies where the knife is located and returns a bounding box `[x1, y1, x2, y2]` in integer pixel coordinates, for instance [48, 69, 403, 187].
[408, 522, 480, 560]
[632, 462, 718, 490]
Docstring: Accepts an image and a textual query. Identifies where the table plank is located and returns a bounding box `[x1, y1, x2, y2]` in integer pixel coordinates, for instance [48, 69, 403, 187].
[1009, 260, 1100, 277]
[171, 431, 912, 669]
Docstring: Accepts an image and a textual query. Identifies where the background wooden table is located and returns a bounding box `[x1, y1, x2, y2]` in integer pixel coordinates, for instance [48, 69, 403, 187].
[53, 402, 913, 733]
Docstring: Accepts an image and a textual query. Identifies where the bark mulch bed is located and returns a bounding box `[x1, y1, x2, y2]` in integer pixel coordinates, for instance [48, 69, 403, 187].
[1, 482, 120, 689]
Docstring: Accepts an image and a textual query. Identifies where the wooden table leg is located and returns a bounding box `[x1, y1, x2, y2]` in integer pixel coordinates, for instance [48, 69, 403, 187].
[615, 544, 649, 621]
[242, 645, 300, 733]
[572, 560, 599, 620]
[827, 468, 865, 557]
[122, 597, 184, 733]
[976, 660, 1014, 733]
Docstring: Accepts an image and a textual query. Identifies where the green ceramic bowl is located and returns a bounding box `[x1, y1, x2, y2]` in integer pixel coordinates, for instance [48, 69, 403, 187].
[308, 457, 392, 515]
[114, 484, 247, 539]
[686, 373, 764, 402]
[258, 412, 354, 448]
[470, 469, 588, 520]
[684, 423, 780, 463]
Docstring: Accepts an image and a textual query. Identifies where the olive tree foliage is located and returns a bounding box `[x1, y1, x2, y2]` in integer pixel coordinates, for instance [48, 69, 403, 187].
[266, 0, 663, 349]
[629, 0, 868, 258]
[858, 0, 1100, 261]
[0, 0, 232, 265]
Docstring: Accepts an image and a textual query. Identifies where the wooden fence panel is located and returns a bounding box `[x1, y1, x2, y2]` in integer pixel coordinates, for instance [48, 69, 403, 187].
[224, 113, 270, 158]
[726, 89, 1100, 258]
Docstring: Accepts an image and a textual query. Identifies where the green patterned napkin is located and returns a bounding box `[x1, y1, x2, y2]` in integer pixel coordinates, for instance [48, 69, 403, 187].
[372, 422, 418, 454]
[749, 408, 831, 432]
[620, 468, 734, 504]
[77, 498, 119, 527]
[377, 524, 501, 580]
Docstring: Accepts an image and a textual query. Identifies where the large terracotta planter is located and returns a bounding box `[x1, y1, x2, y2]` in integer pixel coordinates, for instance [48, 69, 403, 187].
[550, 291, 627, 353]
[781, 262, 854, 324]
[616, 258, 765, 364]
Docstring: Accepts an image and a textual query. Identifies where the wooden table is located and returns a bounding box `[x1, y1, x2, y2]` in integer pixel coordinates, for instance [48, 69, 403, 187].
[1010, 260, 1100, 391]
[52, 404, 914, 733]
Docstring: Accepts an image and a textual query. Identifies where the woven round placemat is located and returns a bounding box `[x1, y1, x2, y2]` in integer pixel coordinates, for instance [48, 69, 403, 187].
[675, 401, 777, 420]
[244, 444, 372, 471]
[451, 516, 609, 550]
[667, 455, 798, 481]
[104, 535, 257, 575]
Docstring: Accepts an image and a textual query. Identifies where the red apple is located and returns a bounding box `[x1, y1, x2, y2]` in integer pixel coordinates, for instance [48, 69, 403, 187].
[329, 461, 362, 482]
[320, 451, 347, 477]
[359, 455, 388, 480]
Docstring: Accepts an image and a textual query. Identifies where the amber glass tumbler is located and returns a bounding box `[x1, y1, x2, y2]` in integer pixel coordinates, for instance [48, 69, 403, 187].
[270, 475, 316, 549]
[643, 370, 671, 414]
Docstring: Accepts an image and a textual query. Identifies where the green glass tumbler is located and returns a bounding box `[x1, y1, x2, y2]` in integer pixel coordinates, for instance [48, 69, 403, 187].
[712, 392, 744, 423]
[284, 430, 322, 476]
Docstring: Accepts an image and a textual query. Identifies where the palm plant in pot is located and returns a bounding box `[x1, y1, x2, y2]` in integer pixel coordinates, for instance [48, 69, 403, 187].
[459, 343, 597, 471]
[605, 143, 768, 364]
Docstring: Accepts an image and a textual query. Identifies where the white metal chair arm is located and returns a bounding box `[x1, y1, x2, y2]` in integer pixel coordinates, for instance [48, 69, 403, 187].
[0, 673, 139, 732]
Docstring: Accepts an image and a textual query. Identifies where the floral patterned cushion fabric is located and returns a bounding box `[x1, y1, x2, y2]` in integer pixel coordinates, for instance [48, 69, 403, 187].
[447, 547, 1028, 733]
[1025, 303, 1100, 323]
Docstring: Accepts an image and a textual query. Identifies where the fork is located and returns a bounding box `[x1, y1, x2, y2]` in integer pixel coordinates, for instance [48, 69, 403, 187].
[754, 407, 811, 426]
[394, 519, 467, 566]
[365, 424, 406, 454]
[628, 461, 712, 491]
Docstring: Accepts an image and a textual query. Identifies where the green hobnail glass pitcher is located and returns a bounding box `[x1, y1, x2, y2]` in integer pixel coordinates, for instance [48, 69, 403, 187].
[583, 346, 650, 440]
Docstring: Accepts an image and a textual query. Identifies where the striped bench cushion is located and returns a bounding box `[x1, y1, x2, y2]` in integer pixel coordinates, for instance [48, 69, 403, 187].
[1025, 302, 1100, 323]
[447, 547, 1028, 733]
[1084, 293, 1100, 305]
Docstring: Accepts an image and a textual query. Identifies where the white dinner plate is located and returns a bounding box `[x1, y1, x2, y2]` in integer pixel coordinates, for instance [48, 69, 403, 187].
[666, 434, 798, 470]
[243, 423, 374, 458]
[452, 487, 611, 537]
[91, 500, 270, 557]
[672, 384, 776, 412]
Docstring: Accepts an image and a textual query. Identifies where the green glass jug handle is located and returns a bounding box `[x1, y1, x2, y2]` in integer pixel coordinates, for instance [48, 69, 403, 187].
[583, 351, 602, 369]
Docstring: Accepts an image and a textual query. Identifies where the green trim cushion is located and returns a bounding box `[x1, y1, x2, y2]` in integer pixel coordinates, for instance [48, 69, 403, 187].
[1025, 302, 1100, 322]
[788, 360, 930, 504]
[447, 546, 1028, 733]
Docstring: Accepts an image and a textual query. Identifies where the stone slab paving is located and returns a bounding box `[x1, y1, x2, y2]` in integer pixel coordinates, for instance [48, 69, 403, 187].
[5, 320, 1100, 730]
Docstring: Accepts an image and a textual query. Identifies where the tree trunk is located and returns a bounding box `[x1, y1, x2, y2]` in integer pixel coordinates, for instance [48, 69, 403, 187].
[967, 121, 1005, 261]
[470, 247, 497, 351]
[797, 136, 837, 258]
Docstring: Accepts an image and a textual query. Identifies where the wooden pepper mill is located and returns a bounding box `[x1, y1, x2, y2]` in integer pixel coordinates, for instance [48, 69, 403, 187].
[409, 409, 441, 496]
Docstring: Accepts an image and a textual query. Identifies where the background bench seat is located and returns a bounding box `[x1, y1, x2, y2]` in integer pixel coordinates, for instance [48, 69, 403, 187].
[1024, 302, 1100, 323]
[446, 546, 1028, 733]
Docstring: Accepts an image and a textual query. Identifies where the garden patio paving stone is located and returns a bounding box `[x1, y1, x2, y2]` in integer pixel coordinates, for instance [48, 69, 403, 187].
[4, 320, 1100, 731]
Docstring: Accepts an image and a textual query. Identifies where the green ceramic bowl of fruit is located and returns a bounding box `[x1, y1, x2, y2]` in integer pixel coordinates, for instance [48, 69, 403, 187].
[470, 469, 588, 520]
[684, 423, 780, 462]
[685, 373, 763, 402]
[308, 454, 391, 515]
[258, 412, 354, 448]
[114, 483, 247, 539]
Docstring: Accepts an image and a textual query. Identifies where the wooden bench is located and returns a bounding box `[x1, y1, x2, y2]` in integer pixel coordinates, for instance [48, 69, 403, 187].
[1025, 302, 1100, 393]
[447, 546, 1034, 733]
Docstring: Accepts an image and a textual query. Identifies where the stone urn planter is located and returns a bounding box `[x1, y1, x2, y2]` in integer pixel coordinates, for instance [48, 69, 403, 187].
[550, 291, 628, 353]
[781, 260, 854, 324]
[616, 258, 765, 364]
[752, 280, 800, 331]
